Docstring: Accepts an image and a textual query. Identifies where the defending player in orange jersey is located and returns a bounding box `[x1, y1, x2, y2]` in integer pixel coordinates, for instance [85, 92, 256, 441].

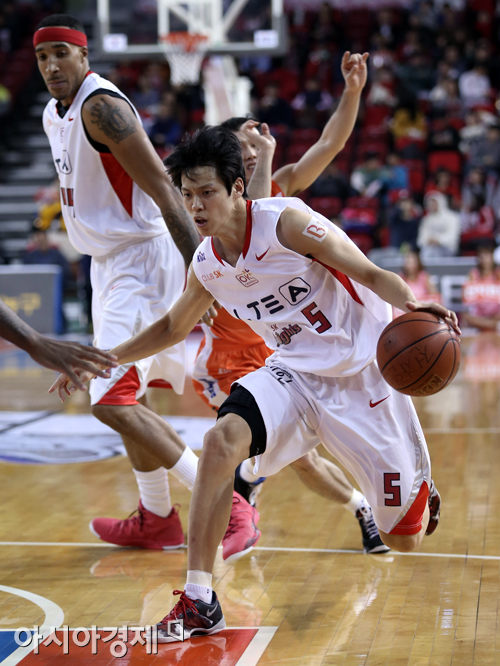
[193, 53, 390, 557]
[52, 127, 460, 642]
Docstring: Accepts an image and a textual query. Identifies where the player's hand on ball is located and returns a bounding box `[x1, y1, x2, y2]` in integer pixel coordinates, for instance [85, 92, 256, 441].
[341, 51, 369, 92]
[48, 370, 96, 402]
[407, 301, 461, 336]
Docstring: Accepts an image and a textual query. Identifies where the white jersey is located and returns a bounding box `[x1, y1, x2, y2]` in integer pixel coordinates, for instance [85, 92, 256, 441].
[43, 72, 167, 257]
[193, 197, 392, 378]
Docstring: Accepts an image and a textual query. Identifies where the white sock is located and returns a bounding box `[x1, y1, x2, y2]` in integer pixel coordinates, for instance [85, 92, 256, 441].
[169, 447, 198, 491]
[133, 468, 172, 518]
[343, 488, 367, 515]
[185, 570, 213, 604]
[239, 458, 261, 484]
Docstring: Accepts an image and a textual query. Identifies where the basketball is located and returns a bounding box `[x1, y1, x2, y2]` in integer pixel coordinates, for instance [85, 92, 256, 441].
[377, 311, 461, 397]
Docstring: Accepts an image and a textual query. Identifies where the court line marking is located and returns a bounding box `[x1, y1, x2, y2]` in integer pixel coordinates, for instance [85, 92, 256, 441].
[0, 541, 499, 562]
[235, 626, 278, 666]
[0, 411, 57, 436]
[0, 585, 64, 666]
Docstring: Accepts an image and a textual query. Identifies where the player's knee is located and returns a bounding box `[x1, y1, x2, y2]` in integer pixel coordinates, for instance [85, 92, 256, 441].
[92, 403, 130, 429]
[202, 426, 238, 471]
[379, 531, 422, 553]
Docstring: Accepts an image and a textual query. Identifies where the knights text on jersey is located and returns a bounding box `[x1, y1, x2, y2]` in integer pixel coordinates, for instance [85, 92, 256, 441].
[43, 72, 167, 257]
[193, 198, 392, 378]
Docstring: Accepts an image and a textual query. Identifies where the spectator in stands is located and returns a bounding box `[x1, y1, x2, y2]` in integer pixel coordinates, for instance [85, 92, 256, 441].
[131, 74, 161, 113]
[23, 228, 71, 288]
[462, 167, 496, 209]
[425, 168, 461, 209]
[366, 66, 397, 107]
[291, 78, 334, 128]
[350, 152, 385, 198]
[429, 78, 462, 118]
[393, 249, 439, 318]
[395, 52, 434, 96]
[381, 153, 409, 193]
[467, 124, 500, 174]
[458, 62, 491, 107]
[428, 117, 460, 153]
[0, 83, 11, 116]
[257, 82, 294, 128]
[390, 95, 428, 157]
[460, 194, 496, 252]
[442, 44, 466, 79]
[388, 189, 422, 249]
[462, 242, 500, 331]
[417, 191, 461, 259]
[148, 92, 182, 148]
[309, 161, 350, 200]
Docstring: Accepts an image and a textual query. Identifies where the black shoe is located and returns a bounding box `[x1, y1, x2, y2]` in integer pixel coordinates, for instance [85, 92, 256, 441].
[426, 480, 441, 536]
[356, 506, 391, 553]
[234, 463, 266, 506]
[150, 590, 226, 643]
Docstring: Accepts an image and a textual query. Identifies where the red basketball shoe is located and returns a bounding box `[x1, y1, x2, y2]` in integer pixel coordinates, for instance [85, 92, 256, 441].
[426, 481, 441, 536]
[148, 590, 225, 643]
[89, 502, 184, 549]
[222, 491, 260, 562]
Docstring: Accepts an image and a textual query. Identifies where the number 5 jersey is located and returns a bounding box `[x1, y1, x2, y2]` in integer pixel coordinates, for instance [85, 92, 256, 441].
[192, 197, 392, 379]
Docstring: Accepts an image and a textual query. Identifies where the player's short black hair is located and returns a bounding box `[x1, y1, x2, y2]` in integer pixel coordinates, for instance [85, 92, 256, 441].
[36, 14, 86, 34]
[165, 126, 247, 196]
[220, 115, 258, 133]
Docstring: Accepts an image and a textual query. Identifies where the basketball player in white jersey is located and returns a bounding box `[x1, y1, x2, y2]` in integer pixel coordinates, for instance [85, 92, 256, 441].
[193, 54, 389, 557]
[0, 299, 117, 385]
[55, 126, 459, 641]
[35, 15, 255, 553]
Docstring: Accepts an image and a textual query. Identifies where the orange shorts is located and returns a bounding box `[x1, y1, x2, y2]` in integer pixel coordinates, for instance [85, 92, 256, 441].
[192, 337, 272, 410]
[389, 481, 429, 536]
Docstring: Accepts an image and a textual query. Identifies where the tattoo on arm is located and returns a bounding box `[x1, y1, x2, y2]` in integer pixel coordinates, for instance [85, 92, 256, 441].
[89, 97, 137, 144]
[163, 209, 201, 268]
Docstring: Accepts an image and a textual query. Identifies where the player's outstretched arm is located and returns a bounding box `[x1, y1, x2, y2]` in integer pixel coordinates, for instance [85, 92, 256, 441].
[81, 94, 200, 268]
[278, 208, 461, 334]
[0, 299, 117, 388]
[241, 120, 276, 199]
[48, 268, 214, 400]
[273, 52, 368, 196]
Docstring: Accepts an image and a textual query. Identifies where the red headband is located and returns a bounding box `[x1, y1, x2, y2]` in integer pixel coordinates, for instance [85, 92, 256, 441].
[33, 26, 87, 48]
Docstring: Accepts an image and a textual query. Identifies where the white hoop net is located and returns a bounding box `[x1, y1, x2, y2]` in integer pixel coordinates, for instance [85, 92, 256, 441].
[160, 34, 208, 85]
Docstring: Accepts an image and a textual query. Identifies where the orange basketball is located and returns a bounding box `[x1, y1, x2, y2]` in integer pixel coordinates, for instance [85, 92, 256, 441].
[376, 311, 461, 397]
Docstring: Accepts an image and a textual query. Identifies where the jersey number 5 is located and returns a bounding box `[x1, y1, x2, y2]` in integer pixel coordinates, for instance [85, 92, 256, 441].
[300, 302, 332, 333]
[384, 472, 401, 506]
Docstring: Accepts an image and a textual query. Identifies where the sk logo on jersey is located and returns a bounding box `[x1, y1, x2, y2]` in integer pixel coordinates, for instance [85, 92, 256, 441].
[55, 150, 72, 174]
[202, 270, 223, 282]
[279, 278, 312, 305]
[236, 269, 259, 287]
[197, 252, 206, 262]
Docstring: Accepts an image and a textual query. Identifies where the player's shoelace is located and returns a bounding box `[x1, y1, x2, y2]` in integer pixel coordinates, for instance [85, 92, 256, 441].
[161, 590, 199, 623]
[223, 495, 248, 540]
[123, 507, 144, 531]
[359, 507, 378, 540]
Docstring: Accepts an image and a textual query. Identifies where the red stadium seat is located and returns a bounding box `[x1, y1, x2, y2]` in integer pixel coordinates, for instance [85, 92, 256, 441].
[345, 196, 380, 210]
[291, 128, 321, 144]
[363, 105, 391, 128]
[427, 151, 462, 175]
[308, 197, 344, 218]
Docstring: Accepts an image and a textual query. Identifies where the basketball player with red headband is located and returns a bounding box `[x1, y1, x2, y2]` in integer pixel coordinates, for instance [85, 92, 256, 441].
[192, 54, 390, 556]
[35, 15, 255, 554]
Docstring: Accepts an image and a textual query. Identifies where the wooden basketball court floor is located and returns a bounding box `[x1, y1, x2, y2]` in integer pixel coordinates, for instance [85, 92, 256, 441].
[0, 332, 500, 665]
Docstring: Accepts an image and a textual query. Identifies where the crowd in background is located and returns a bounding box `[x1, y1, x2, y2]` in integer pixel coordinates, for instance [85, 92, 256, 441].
[3, 0, 500, 330]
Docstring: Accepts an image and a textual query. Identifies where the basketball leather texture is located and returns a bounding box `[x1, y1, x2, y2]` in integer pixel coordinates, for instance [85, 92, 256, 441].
[377, 311, 461, 397]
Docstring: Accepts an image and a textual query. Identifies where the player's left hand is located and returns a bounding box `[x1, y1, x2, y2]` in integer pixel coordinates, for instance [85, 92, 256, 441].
[341, 52, 369, 93]
[407, 301, 461, 336]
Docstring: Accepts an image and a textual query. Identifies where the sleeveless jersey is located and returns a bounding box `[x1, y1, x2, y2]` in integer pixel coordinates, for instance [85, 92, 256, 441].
[43, 72, 167, 257]
[193, 197, 392, 378]
[201, 180, 286, 348]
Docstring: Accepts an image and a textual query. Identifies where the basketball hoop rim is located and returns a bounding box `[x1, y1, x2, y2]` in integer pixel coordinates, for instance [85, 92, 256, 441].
[159, 32, 209, 53]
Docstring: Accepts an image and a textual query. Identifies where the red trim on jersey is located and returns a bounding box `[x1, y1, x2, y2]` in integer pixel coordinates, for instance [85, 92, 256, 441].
[147, 379, 173, 389]
[242, 200, 253, 259]
[33, 27, 88, 47]
[211, 237, 225, 265]
[389, 481, 429, 535]
[271, 180, 284, 196]
[97, 366, 140, 405]
[100, 153, 134, 217]
[313, 258, 364, 306]
[60, 187, 67, 205]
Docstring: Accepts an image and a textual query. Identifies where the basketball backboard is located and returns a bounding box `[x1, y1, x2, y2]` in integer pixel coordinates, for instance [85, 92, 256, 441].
[96, 0, 286, 58]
